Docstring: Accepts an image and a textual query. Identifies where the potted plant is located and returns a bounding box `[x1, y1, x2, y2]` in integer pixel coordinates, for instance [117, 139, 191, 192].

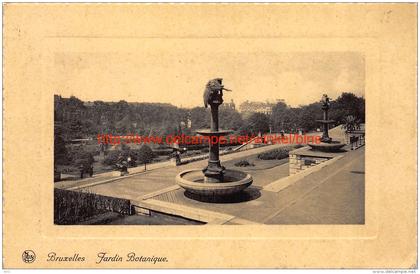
[341, 115, 360, 146]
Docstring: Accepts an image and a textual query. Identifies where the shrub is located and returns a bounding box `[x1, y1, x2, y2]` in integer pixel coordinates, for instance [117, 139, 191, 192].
[103, 149, 138, 167]
[69, 148, 94, 165]
[258, 148, 290, 160]
[54, 188, 131, 225]
[71, 151, 94, 172]
[153, 148, 173, 156]
[234, 160, 255, 167]
[103, 150, 121, 166]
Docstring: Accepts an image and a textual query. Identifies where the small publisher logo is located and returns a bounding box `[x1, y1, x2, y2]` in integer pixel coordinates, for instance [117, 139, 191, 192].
[22, 250, 36, 263]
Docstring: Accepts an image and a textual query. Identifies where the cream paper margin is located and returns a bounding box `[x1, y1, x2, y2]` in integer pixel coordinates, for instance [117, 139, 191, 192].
[2, 3, 417, 268]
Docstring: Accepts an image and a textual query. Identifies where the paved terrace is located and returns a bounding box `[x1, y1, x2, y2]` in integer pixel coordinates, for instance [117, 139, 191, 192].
[55, 143, 292, 191]
[136, 147, 364, 224]
[56, 130, 326, 191]
[55, 139, 364, 224]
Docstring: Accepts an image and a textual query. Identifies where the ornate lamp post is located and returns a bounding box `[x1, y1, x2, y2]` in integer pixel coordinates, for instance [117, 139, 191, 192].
[203, 91, 225, 181]
[320, 94, 333, 143]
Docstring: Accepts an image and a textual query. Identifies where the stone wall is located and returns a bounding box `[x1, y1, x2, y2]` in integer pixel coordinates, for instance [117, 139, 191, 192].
[289, 153, 329, 175]
[288, 146, 343, 175]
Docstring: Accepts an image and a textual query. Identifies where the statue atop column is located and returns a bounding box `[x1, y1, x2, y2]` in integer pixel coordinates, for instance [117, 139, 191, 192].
[321, 94, 331, 110]
[309, 93, 345, 152]
[203, 78, 232, 108]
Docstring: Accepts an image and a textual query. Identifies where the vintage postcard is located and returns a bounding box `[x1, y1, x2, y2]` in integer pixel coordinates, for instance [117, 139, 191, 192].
[2, 3, 417, 269]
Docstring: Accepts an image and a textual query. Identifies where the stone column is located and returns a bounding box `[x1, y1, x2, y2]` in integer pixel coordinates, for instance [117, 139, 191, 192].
[321, 105, 332, 143]
[204, 102, 224, 182]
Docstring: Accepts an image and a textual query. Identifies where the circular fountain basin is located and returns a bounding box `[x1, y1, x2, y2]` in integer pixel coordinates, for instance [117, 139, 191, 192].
[195, 129, 233, 136]
[308, 141, 346, 152]
[176, 169, 253, 196]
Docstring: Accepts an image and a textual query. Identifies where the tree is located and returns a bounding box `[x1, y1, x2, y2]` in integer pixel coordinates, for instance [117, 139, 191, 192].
[242, 113, 270, 135]
[332, 92, 365, 123]
[137, 145, 155, 171]
[190, 107, 210, 130]
[271, 101, 288, 132]
[73, 151, 94, 172]
[54, 125, 68, 165]
[269, 93, 365, 133]
[295, 103, 320, 132]
[219, 107, 243, 131]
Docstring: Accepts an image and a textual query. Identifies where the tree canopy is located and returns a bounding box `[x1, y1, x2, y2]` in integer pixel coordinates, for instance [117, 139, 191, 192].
[55, 92, 364, 138]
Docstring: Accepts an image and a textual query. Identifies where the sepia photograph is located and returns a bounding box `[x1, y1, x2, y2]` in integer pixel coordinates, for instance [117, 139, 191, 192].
[53, 52, 366, 225]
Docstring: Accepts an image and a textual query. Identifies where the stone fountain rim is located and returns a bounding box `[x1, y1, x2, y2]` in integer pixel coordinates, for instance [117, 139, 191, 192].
[308, 142, 346, 152]
[176, 169, 253, 188]
[195, 129, 233, 136]
[308, 141, 345, 147]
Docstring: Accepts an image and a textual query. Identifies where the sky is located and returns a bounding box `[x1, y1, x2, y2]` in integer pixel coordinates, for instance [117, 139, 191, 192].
[54, 49, 365, 108]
